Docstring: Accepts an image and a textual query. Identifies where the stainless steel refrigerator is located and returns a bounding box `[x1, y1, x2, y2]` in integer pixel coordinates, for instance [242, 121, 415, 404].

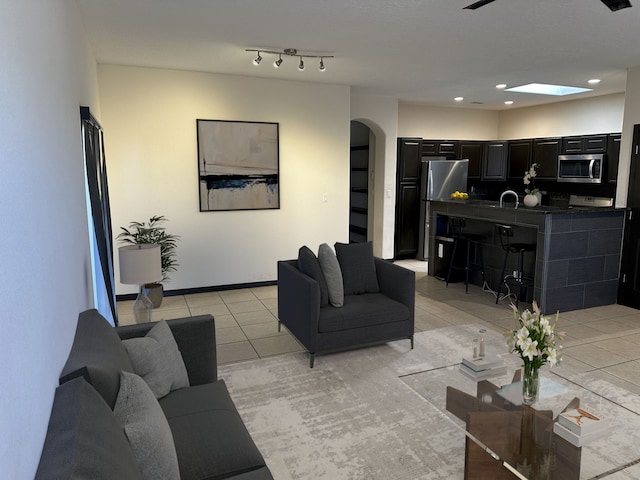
[417, 158, 469, 260]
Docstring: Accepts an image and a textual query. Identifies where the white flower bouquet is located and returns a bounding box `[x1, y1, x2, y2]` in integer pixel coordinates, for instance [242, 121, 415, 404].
[523, 163, 539, 195]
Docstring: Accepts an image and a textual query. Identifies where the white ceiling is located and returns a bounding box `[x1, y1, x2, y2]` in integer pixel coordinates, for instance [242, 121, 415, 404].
[76, 0, 640, 110]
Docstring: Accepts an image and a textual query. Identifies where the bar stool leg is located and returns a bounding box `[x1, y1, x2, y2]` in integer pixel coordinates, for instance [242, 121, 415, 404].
[496, 249, 510, 304]
[446, 237, 459, 288]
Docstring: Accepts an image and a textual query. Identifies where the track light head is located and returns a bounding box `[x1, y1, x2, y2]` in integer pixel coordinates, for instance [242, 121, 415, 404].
[246, 48, 333, 72]
[298, 57, 305, 71]
[601, 0, 632, 10]
[319, 57, 326, 71]
[274, 55, 283, 68]
[253, 52, 262, 65]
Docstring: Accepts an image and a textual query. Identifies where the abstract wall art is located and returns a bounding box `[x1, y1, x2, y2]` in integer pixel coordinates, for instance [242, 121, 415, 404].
[197, 119, 280, 211]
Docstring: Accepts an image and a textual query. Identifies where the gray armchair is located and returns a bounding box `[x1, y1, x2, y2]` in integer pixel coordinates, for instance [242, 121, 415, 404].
[277, 257, 415, 367]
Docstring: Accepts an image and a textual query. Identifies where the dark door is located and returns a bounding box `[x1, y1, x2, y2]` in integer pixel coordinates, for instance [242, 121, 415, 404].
[533, 138, 561, 180]
[619, 124, 640, 309]
[460, 141, 484, 179]
[482, 142, 507, 181]
[394, 138, 422, 258]
[507, 140, 532, 180]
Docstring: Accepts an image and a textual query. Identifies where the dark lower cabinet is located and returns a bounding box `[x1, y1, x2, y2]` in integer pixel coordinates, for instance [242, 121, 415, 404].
[394, 183, 420, 258]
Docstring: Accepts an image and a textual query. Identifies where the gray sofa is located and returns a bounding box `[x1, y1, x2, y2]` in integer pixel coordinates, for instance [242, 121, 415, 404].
[36, 309, 272, 480]
[278, 252, 415, 367]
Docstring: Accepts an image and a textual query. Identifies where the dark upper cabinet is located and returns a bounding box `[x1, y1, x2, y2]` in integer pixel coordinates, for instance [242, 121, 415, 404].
[532, 138, 561, 180]
[422, 140, 459, 158]
[507, 140, 532, 180]
[482, 142, 507, 181]
[397, 138, 422, 182]
[607, 133, 621, 184]
[459, 141, 484, 179]
[561, 135, 607, 154]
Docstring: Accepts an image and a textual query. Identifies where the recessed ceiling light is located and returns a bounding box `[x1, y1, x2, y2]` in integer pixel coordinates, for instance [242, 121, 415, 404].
[504, 100, 514, 105]
[496, 84, 507, 90]
[454, 96, 464, 102]
[505, 83, 592, 96]
[588, 78, 601, 85]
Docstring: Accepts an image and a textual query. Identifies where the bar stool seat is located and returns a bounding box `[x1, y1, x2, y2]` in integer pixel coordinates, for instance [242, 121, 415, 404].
[446, 218, 486, 293]
[495, 224, 535, 307]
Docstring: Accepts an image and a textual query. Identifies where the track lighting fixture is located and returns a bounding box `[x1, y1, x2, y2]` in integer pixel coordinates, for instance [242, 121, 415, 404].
[246, 48, 334, 72]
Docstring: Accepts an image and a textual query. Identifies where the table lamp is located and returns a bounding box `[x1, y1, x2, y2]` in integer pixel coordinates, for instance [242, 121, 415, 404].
[119, 244, 162, 323]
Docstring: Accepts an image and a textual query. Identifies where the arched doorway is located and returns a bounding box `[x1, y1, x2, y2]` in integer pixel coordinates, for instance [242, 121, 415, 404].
[349, 121, 375, 243]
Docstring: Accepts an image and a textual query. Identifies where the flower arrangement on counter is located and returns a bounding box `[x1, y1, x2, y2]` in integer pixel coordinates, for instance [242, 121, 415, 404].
[506, 301, 564, 372]
[523, 163, 539, 195]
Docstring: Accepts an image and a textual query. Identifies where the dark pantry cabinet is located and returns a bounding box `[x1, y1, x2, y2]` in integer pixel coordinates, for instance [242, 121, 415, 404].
[394, 138, 422, 258]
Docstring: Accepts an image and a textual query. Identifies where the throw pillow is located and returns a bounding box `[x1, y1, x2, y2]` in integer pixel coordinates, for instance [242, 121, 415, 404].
[335, 241, 380, 295]
[123, 320, 189, 399]
[114, 371, 180, 480]
[298, 245, 329, 307]
[318, 243, 344, 307]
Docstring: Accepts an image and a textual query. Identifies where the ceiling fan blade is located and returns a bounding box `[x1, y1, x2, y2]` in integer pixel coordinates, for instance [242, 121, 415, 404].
[601, 0, 632, 11]
[463, 0, 497, 9]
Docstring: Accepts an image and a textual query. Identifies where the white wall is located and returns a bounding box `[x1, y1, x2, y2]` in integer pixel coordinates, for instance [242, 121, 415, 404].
[618, 66, 640, 207]
[0, 1, 99, 477]
[398, 102, 500, 140]
[498, 93, 625, 139]
[351, 94, 399, 259]
[98, 65, 351, 294]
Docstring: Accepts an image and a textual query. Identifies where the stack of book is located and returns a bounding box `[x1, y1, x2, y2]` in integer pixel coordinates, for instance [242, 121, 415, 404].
[553, 406, 609, 447]
[459, 353, 507, 380]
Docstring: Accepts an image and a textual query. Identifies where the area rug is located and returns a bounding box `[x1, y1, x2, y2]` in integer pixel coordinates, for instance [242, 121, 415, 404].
[218, 323, 640, 479]
[218, 324, 504, 480]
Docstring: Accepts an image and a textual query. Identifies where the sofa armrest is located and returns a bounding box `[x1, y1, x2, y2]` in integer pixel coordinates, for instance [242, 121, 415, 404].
[277, 260, 320, 352]
[374, 258, 415, 320]
[116, 314, 217, 385]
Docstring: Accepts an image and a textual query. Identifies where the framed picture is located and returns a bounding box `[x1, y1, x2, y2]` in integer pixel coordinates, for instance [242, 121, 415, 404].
[197, 119, 280, 211]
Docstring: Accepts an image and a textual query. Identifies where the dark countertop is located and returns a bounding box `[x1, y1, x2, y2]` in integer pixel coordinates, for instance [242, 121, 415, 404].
[439, 199, 623, 214]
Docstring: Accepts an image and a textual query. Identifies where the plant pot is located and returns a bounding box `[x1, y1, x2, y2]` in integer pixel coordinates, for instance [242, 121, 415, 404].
[145, 283, 164, 308]
[523, 194, 539, 208]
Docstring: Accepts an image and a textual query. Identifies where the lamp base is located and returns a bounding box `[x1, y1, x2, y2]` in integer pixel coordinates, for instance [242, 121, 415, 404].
[132, 285, 154, 324]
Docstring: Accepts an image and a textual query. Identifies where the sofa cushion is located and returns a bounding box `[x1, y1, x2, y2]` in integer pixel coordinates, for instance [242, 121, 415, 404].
[159, 380, 269, 480]
[59, 309, 134, 409]
[297, 245, 329, 307]
[318, 243, 344, 307]
[114, 371, 180, 480]
[122, 320, 190, 399]
[318, 293, 409, 333]
[335, 241, 380, 295]
[35, 377, 142, 480]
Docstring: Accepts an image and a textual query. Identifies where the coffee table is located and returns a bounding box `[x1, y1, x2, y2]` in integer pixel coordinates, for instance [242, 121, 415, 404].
[401, 362, 640, 479]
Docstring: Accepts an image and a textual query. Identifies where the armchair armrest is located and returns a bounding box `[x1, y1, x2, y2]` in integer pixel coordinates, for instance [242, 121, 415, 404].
[116, 314, 217, 386]
[277, 260, 320, 352]
[374, 258, 415, 320]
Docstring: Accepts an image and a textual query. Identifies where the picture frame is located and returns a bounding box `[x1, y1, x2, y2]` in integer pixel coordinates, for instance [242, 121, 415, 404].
[197, 119, 280, 211]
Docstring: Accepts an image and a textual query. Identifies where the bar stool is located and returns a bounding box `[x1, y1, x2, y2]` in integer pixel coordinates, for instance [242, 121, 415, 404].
[495, 224, 535, 307]
[446, 218, 486, 293]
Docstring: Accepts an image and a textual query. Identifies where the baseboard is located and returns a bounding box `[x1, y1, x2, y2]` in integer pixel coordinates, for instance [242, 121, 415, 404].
[116, 280, 277, 302]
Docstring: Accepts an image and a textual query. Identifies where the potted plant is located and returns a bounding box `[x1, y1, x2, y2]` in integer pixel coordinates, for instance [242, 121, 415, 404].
[523, 163, 540, 207]
[117, 215, 180, 307]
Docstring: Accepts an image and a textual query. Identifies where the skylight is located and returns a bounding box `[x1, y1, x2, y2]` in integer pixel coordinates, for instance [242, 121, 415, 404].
[505, 83, 592, 96]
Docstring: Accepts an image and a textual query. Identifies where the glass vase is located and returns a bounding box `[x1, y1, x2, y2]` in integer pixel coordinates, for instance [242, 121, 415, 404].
[522, 366, 540, 405]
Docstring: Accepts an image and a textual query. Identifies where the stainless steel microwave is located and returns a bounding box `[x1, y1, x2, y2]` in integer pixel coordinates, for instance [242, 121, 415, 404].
[557, 154, 604, 183]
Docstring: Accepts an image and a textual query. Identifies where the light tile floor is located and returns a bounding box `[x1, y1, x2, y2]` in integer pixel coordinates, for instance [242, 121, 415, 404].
[117, 259, 640, 392]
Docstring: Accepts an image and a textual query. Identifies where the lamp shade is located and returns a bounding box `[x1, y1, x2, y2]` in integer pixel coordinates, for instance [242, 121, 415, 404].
[119, 244, 163, 285]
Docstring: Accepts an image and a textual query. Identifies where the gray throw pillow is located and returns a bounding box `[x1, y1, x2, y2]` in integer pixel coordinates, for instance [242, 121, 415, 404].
[335, 241, 380, 295]
[298, 245, 329, 307]
[318, 243, 344, 307]
[123, 320, 189, 399]
[114, 371, 180, 480]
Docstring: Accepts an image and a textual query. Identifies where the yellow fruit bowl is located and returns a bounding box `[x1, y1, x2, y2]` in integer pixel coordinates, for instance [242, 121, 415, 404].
[450, 191, 469, 200]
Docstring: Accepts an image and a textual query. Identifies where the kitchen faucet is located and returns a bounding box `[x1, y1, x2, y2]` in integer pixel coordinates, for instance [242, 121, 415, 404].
[500, 189, 519, 209]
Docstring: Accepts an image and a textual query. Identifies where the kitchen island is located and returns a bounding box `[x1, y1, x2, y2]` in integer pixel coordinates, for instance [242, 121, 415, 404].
[428, 199, 625, 313]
